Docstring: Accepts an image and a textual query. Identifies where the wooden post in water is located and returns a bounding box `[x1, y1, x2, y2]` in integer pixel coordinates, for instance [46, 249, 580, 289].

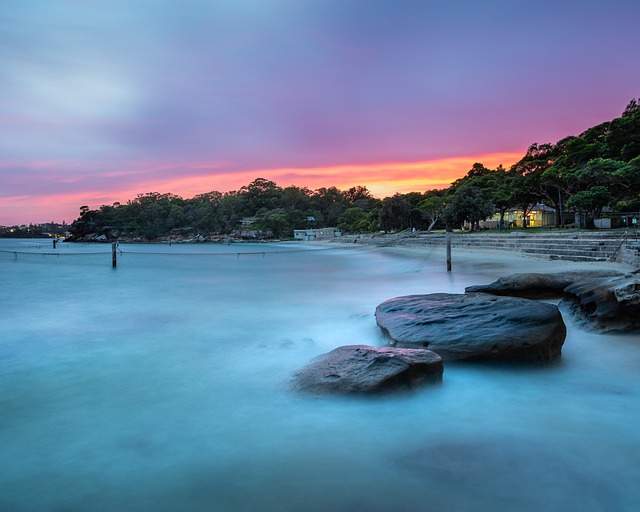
[112, 242, 117, 268]
[446, 232, 452, 272]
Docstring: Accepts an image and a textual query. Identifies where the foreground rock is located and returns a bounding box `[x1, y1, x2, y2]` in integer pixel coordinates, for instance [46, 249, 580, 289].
[465, 270, 623, 299]
[292, 345, 443, 394]
[465, 270, 640, 332]
[375, 293, 565, 363]
[561, 271, 640, 332]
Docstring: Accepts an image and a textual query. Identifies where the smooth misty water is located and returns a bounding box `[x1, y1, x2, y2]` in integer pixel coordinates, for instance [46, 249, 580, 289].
[1, 239, 639, 512]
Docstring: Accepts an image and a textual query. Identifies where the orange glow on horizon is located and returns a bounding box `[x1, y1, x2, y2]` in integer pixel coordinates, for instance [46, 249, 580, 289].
[2, 151, 523, 225]
[151, 151, 523, 199]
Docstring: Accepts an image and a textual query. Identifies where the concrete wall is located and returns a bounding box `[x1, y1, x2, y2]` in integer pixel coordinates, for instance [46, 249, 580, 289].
[618, 243, 640, 267]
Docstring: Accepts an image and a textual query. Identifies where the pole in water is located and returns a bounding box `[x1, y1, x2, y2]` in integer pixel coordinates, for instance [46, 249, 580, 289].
[446, 232, 452, 272]
[112, 242, 117, 268]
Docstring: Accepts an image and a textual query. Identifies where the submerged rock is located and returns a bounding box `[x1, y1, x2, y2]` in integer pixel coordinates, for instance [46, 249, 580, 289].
[291, 345, 443, 394]
[561, 272, 640, 332]
[394, 435, 621, 510]
[375, 293, 565, 363]
[465, 270, 622, 299]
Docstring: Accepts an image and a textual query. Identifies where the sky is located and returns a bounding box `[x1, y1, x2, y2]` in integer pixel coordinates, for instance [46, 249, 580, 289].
[1, 0, 639, 225]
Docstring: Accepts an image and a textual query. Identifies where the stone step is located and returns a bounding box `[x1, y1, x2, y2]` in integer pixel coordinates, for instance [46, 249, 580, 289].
[355, 233, 631, 262]
[546, 255, 609, 262]
[345, 230, 638, 263]
[425, 237, 624, 244]
[449, 239, 619, 246]
[452, 242, 618, 252]
[460, 245, 616, 256]
[519, 248, 613, 257]
[452, 242, 620, 248]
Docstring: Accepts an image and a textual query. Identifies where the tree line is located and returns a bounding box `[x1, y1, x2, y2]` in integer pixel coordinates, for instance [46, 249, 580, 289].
[69, 98, 640, 240]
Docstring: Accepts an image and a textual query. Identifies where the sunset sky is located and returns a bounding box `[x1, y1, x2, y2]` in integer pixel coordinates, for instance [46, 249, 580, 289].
[2, 0, 639, 225]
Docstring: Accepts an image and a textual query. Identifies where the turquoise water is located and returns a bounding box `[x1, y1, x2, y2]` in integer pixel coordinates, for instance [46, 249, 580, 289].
[1, 239, 639, 511]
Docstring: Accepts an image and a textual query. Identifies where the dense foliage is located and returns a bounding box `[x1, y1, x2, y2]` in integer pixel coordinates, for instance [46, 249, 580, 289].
[69, 180, 383, 240]
[68, 99, 640, 239]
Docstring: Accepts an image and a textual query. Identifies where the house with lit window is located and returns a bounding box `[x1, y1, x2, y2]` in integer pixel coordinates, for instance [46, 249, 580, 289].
[480, 204, 556, 229]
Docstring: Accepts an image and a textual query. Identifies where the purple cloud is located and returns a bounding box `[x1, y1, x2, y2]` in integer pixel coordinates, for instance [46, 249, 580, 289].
[1, 0, 639, 224]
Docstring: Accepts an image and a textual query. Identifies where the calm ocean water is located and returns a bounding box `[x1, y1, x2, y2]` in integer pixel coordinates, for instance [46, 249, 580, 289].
[1, 239, 639, 512]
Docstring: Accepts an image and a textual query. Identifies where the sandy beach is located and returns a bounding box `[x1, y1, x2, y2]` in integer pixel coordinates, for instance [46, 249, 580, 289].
[381, 244, 636, 273]
[319, 240, 637, 279]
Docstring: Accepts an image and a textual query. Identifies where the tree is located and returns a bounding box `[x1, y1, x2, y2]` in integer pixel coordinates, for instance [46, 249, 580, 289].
[613, 156, 640, 196]
[217, 191, 244, 233]
[486, 167, 515, 229]
[565, 186, 612, 227]
[311, 187, 348, 226]
[442, 185, 494, 230]
[254, 208, 291, 238]
[378, 194, 411, 231]
[575, 158, 623, 188]
[338, 207, 371, 233]
[281, 186, 312, 211]
[240, 178, 283, 212]
[508, 165, 545, 228]
[344, 185, 374, 206]
[606, 98, 640, 160]
[343, 185, 379, 213]
[417, 192, 446, 231]
[70, 205, 100, 237]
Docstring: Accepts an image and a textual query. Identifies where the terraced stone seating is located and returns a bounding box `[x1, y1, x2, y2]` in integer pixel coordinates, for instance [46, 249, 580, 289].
[350, 231, 633, 262]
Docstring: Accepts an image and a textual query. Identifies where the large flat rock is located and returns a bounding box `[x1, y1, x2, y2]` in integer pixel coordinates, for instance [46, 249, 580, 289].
[465, 270, 622, 299]
[561, 272, 640, 332]
[291, 345, 443, 394]
[465, 270, 640, 332]
[375, 293, 565, 363]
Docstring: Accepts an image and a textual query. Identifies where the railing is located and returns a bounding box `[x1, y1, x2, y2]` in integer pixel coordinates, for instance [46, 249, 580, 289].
[609, 231, 628, 262]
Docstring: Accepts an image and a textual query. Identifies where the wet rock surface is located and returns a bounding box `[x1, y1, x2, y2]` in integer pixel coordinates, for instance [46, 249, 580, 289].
[375, 293, 566, 363]
[291, 345, 443, 394]
[465, 270, 623, 298]
[561, 271, 640, 332]
[466, 270, 640, 332]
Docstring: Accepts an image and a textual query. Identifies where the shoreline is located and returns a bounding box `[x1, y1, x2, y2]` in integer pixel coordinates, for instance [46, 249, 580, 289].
[312, 239, 637, 275]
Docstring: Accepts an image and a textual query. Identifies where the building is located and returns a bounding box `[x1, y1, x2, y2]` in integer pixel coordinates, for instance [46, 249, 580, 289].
[240, 217, 257, 227]
[293, 227, 341, 241]
[234, 228, 272, 239]
[480, 204, 556, 229]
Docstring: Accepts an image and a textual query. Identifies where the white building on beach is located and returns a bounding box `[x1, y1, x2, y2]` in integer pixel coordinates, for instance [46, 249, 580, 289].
[293, 227, 341, 241]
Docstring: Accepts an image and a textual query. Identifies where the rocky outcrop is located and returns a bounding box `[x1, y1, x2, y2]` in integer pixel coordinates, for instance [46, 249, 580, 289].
[375, 293, 565, 363]
[291, 345, 443, 394]
[465, 270, 640, 332]
[465, 270, 622, 298]
[561, 272, 640, 332]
